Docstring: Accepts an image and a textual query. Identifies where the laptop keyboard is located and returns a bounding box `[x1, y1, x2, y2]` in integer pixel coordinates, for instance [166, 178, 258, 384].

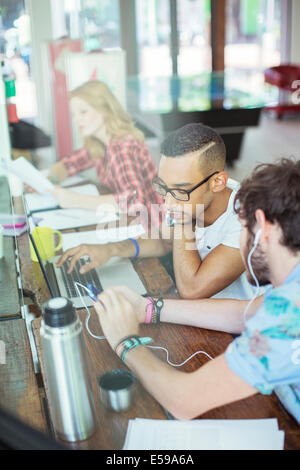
[59, 258, 103, 299]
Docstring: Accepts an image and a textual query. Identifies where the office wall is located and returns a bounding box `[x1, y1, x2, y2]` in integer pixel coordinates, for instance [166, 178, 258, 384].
[291, 0, 300, 63]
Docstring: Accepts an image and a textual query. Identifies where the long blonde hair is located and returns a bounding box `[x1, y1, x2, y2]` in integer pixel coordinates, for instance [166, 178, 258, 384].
[70, 80, 144, 159]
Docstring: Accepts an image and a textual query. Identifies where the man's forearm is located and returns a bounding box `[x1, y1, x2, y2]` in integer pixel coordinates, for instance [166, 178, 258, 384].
[108, 236, 170, 259]
[160, 296, 264, 334]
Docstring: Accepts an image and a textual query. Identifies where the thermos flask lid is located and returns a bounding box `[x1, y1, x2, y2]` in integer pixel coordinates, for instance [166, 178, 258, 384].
[43, 297, 76, 327]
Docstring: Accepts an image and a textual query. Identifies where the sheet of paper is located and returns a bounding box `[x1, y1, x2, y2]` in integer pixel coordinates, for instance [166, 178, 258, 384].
[124, 421, 221, 450]
[36, 208, 119, 231]
[133, 418, 279, 431]
[220, 428, 285, 451]
[24, 184, 100, 213]
[123, 419, 284, 451]
[62, 224, 146, 250]
[95, 224, 146, 243]
[3, 157, 54, 193]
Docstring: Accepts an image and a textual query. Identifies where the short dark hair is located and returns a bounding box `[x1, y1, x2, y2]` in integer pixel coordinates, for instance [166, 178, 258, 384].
[160, 123, 226, 171]
[234, 158, 300, 254]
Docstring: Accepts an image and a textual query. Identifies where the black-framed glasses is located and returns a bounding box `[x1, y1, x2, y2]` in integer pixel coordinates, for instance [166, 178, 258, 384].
[152, 172, 219, 202]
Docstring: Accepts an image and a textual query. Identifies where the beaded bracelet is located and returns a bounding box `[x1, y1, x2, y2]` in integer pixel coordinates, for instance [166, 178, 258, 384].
[115, 335, 153, 363]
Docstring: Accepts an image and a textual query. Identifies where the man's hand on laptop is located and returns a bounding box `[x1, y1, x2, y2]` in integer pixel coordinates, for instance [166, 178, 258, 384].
[56, 244, 112, 274]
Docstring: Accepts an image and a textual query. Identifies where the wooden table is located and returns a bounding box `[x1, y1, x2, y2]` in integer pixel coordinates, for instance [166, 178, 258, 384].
[11, 196, 300, 450]
[0, 318, 47, 434]
[31, 315, 300, 450]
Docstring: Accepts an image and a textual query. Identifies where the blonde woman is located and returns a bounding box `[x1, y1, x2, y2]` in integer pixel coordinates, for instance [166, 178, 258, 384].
[47, 80, 163, 228]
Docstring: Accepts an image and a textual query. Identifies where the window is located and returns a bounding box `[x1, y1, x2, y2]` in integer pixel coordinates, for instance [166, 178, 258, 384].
[136, 0, 172, 77]
[177, 0, 211, 76]
[64, 0, 121, 50]
[136, 0, 211, 77]
[226, 1, 281, 72]
[225, 0, 282, 93]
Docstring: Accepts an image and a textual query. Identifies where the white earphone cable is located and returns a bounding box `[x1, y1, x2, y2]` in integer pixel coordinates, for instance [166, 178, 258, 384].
[243, 232, 262, 324]
[75, 282, 105, 340]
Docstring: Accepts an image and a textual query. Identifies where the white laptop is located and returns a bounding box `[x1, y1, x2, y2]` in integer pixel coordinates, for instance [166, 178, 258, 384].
[51, 255, 146, 308]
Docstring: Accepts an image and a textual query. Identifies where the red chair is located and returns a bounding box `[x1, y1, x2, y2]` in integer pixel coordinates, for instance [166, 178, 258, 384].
[264, 64, 300, 118]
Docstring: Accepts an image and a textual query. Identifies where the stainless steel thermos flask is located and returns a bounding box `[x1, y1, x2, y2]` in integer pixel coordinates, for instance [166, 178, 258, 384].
[40, 297, 97, 442]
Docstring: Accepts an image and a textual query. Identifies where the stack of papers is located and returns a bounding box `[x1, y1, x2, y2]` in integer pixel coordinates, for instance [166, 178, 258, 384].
[62, 225, 146, 250]
[0, 213, 27, 237]
[123, 419, 285, 450]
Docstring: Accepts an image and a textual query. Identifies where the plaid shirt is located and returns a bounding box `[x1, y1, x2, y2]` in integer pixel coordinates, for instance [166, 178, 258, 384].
[62, 136, 164, 230]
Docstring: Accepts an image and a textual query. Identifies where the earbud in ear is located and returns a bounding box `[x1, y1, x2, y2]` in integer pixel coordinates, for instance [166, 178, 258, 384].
[253, 229, 262, 247]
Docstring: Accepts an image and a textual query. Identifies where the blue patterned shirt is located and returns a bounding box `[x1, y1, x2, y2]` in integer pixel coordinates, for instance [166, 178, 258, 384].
[226, 262, 300, 424]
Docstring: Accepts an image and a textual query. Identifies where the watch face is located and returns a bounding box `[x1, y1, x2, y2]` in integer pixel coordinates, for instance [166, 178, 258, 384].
[156, 299, 163, 308]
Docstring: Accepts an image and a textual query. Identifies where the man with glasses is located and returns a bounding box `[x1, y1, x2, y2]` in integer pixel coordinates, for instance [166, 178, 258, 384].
[58, 123, 261, 300]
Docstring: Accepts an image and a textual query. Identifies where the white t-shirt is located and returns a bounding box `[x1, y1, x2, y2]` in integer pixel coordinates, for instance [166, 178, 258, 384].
[195, 178, 267, 300]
